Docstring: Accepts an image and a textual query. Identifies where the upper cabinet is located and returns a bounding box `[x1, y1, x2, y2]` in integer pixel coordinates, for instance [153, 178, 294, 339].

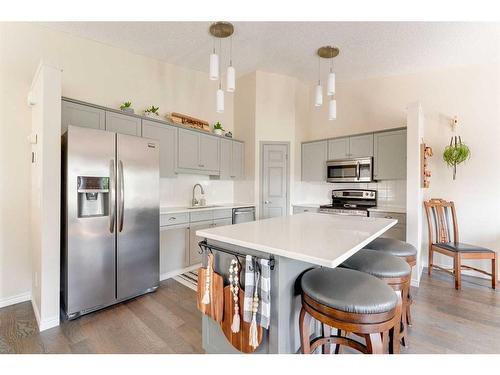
[142, 120, 177, 178]
[62, 100, 105, 133]
[373, 129, 407, 180]
[220, 138, 244, 180]
[327, 137, 349, 160]
[105, 111, 141, 136]
[302, 140, 327, 181]
[349, 134, 373, 158]
[177, 129, 220, 175]
[327, 134, 373, 160]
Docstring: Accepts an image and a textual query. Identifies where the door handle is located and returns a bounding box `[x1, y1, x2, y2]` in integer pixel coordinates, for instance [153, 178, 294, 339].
[264, 200, 272, 204]
[118, 160, 125, 232]
[109, 159, 115, 233]
[356, 161, 360, 180]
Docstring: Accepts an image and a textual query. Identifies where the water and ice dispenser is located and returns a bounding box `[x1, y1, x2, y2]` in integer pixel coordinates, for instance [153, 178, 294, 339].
[77, 176, 110, 218]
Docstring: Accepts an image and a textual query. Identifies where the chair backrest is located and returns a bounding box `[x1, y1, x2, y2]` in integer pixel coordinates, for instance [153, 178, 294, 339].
[423, 198, 459, 244]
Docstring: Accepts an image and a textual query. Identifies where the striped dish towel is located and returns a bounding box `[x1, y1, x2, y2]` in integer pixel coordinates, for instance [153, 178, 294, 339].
[243, 255, 271, 329]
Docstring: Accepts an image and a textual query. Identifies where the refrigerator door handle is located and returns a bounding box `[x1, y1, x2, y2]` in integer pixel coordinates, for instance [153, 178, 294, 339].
[109, 159, 116, 233]
[118, 160, 125, 232]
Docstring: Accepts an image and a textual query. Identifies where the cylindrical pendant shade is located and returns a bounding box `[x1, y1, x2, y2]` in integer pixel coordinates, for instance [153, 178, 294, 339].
[327, 72, 336, 96]
[216, 88, 224, 113]
[329, 99, 337, 120]
[226, 66, 235, 92]
[314, 84, 323, 107]
[209, 53, 219, 80]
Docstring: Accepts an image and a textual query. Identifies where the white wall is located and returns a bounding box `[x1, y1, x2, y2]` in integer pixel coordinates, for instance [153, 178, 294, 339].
[0, 22, 235, 305]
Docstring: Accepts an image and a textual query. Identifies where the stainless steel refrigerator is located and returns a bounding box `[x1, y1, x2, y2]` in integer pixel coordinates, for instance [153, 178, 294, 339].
[61, 125, 159, 319]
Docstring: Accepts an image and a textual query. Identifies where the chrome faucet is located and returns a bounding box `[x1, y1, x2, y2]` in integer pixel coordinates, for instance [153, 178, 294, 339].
[192, 183, 205, 207]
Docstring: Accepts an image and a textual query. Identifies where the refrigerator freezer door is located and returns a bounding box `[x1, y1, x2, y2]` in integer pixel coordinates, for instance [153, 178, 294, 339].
[65, 126, 116, 316]
[116, 134, 160, 299]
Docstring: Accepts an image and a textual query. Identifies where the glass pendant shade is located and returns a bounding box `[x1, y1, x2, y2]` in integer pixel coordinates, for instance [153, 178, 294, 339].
[226, 65, 235, 92]
[314, 84, 323, 107]
[327, 72, 336, 96]
[216, 88, 224, 113]
[209, 53, 219, 80]
[328, 99, 337, 120]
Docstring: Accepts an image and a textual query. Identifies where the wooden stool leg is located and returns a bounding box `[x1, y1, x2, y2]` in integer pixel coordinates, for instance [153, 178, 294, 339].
[406, 289, 413, 327]
[322, 324, 331, 354]
[334, 329, 342, 354]
[492, 255, 498, 290]
[299, 307, 312, 354]
[428, 247, 433, 276]
[365, 333, 384, 354]
[400, 288, 409, 347]
[454, 253, 462, 290]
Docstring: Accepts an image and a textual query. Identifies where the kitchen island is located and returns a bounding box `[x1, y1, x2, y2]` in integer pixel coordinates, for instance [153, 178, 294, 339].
[196, 212, 397, 354]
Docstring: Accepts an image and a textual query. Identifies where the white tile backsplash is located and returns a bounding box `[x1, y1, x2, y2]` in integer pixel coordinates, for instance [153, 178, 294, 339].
[160, 174, 234, 207]
[293, 180, 406, 207]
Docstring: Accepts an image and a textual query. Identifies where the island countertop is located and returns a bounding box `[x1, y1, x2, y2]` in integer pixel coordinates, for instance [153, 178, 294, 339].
[196, 213, 397, 268]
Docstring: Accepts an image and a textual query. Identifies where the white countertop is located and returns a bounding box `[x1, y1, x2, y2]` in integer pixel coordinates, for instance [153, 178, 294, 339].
[367, 205, 406, 214]
[196, 213, 397, 268]
[160, 203, 254, 215]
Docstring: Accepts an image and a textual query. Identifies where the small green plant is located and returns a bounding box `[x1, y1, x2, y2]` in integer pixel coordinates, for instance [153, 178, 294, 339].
[213, 122, 224, 130]
[443, 136, 471, 180]
[120, 101, 132, 110]
[145, 105, 159, 115]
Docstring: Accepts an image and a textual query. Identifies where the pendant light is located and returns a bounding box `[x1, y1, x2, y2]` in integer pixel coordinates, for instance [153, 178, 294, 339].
[314, 57, 323, 107]
[209, 22, 235, 113]
[226, 37, 236, 92]
[315, 45, 339, 120]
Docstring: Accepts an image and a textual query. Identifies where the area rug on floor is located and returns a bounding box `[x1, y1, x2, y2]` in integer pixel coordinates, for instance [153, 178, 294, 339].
[173, 270, 198, 291]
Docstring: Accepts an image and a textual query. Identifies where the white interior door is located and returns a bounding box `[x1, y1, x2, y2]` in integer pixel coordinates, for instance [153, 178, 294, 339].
[261, 143, 289, 219]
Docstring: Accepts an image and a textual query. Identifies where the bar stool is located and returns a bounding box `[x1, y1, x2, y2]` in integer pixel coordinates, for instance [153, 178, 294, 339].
[340, 249, 411, 351]
[364, 237, 417, 327]
[299, 267, 401, 354]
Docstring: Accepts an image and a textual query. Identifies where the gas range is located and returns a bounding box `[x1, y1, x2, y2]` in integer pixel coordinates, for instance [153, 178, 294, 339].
[319, 189, 377, 217]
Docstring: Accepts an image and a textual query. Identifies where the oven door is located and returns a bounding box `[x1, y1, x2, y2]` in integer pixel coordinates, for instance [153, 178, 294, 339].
[326, 158, 373, 183]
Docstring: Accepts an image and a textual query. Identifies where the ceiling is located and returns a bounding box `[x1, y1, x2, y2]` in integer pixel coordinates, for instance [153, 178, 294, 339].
[40, 22, 500, 82]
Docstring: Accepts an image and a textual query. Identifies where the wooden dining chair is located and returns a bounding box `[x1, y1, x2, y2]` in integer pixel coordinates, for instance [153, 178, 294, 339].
[424, 198, 497, 290]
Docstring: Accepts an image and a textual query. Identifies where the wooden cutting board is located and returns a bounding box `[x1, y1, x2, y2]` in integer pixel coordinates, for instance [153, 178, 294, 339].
[196, 253, 224, 322]
[220, 286, 263, 353]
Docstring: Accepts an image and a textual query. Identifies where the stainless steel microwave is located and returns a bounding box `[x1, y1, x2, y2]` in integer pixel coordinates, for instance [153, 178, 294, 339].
[326, 157, 373, 183]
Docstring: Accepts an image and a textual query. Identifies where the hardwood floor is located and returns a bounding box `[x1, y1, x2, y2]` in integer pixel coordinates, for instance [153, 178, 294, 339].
[1, 270, 499, 354]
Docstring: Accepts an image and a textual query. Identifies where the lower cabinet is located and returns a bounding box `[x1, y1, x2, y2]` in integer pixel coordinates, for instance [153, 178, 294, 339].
[369, 211, 406, 241]
[292, 205, 320, 214]
[188, 220, 212, 266]
[160, 223, 190, 275]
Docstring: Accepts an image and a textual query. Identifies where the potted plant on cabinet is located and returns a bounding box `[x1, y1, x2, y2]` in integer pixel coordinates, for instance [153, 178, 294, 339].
[120, 101, 134, 114]
[213, 122, 224, 136]
[144, 106, 160, 118]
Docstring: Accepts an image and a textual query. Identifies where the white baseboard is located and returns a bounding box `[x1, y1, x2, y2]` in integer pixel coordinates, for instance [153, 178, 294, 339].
[31, 296, 60, 332]
[160, 264, 200, 281]
[0, 291, 31, 309]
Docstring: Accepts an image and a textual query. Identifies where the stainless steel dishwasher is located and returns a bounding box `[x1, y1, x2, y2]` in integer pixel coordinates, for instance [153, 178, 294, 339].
[232, 206, 256, 224]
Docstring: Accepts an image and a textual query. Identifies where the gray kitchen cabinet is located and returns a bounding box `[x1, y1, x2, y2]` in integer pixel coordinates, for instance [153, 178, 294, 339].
[160, 223, 190, 275]
[212, 218, 233, 227]
[327, 137, 349, 160]
[369, 211, 406, 241]
[373, 129, 407, 180]
[302, 140, 327, 181]
[105, 111, 141, 136]
[199, 133, 220, 172]
[231, 141, 244, 179]
[349, 134, 374, 158]
[177, 129, 220, 175]
[188, 220, 212, 266]
[292, 205, 320, 214]
[61, 100, 105, 133]
[220, 139, 244, 180]
[142, 120, 177, 177]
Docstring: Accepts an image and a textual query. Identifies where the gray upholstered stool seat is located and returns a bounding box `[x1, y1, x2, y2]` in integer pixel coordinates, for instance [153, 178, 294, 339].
[340, 249, 411, 279]
[301, 267, 398, 315]
[364, 237, 417, 258]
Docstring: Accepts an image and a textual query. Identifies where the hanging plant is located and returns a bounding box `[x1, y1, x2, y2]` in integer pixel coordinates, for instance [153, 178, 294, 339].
[443, 135, 471, 180]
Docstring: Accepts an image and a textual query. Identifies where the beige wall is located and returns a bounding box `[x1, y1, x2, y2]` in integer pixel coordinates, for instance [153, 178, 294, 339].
[0, 22, 234, 303]
[302, 63, 500, 275]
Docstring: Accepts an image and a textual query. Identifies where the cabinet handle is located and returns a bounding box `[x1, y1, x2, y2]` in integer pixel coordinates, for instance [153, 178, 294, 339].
[199, 164, 205, 168]
[168, 217, 176, 221]
[384, 216, 393, 219]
